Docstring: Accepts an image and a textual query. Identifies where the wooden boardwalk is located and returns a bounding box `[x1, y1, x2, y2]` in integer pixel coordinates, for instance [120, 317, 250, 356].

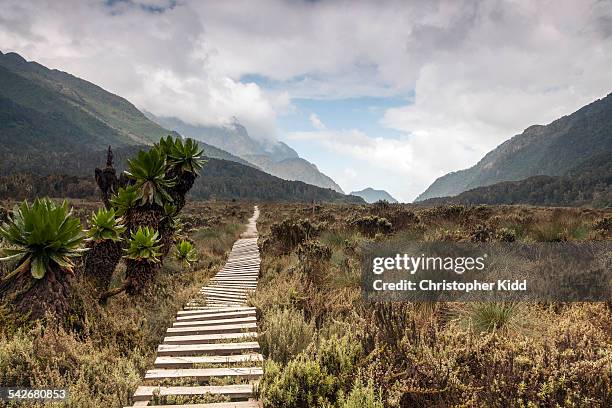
[128, 206, 262, 407]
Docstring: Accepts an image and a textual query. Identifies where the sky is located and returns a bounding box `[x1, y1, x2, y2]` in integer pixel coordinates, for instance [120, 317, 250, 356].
[1, 0, 612, 202]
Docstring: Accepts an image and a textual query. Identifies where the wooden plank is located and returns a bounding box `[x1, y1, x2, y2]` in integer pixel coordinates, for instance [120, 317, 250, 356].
[178, 307, 255, 316]
[157, 342, 260, 356]
[199, 294, 249, 300]
[132, 384, 254, 402]
[176, 311, 256, 322]
[173, 316, 256, 327]
[163, 332, 256, 345]
[166, 323, 257, 336]
[154, 354, 263, 368]
[127, 402, 260, 408]
[145, 366, 263, 381]
[200, 287, 252, 294]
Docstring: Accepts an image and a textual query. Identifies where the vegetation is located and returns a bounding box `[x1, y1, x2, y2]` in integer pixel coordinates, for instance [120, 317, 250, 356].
[254, 202, 612, 407]
[83, 208, 126, 293]
[173, 239, 198, 268]
[0, 201, 250, 406]
[0, 198, 86, 321]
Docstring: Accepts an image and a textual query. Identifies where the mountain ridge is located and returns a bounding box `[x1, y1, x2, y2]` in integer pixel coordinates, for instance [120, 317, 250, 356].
[416, 92, 612, 201]
[146, 112, 344, 193]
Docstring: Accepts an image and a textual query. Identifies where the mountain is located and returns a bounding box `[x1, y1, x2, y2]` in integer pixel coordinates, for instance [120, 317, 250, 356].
[0, 50, 169, 151]
[350, 188, 398, 203]
[418, 151, 612, 208]
[146, 112, 345, 193]
[416, 93, 612, 201]
[0, 146, 364, 204]
[0, 51, 361, 203]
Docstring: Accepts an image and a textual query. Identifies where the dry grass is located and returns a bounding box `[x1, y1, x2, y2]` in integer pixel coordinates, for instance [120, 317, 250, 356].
[255, 203, 612, 407]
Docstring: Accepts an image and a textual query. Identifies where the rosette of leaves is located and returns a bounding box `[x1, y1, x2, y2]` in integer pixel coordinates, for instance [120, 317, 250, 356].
[174, 239, 198, 268]
[83, 208, 126, 292]
[123, 226, 163, 295]
[124, 148, 175, 206]
[110, 185, 140, 217]
[0, 198, 86, 320]
[156, 136, 206, 211]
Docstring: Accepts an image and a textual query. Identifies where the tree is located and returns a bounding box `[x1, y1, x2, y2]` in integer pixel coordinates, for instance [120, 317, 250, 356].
[0, 198, 86, 321]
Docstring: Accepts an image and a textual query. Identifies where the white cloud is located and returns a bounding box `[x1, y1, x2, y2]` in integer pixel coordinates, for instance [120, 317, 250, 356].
[309, 113, 326, 130]
[1, 0, 611, 200]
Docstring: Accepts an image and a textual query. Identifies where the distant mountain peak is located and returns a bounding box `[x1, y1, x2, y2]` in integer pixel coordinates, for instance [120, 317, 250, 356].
[350, 187, 398, 203]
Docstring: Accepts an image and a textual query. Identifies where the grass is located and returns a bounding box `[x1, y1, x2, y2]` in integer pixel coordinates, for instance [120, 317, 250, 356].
[254, 202, 612, 407]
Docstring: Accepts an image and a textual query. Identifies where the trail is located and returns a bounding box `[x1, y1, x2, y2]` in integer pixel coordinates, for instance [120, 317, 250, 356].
[128, 206, 262, 407]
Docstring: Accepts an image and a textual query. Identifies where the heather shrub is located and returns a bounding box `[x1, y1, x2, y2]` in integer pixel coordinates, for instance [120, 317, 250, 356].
[340, 378, 384, 408]
[297, 240, 332, 283]
[350, 216, 392, 237]
[259, 307, 315, 365]
[266, 218, 320, 253]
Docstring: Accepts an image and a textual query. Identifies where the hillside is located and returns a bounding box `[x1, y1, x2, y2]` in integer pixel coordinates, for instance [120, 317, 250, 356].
[350, 187, 399, 203]
[0, 145, 364, 204]
[419, 151, 612, 208]
[0, 51, 168, 150]
[416, 93, 612, 201]
[147, 112, 344, 193]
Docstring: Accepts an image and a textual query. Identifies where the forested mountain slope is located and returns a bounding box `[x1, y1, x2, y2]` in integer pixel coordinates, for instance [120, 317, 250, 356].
[417, 93, 612, 201]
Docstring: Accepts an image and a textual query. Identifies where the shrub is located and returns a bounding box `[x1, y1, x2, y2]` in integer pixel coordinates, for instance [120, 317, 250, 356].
[259, 358, 337, 408]
[269, 218, 319, 253]
[259, 332, 363, 407]
[297, 240, 332, 284]
[350, 216, 392, 237]
[340, 378, 384, 408]
[495, 227, 517, 242]
[260, 308, 315, 365]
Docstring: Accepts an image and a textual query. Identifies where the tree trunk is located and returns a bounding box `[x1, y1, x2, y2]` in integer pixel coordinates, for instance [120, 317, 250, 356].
[83, 239, 123, 293]
[125, 259, 159, 296]
[0, 266, 72, 322]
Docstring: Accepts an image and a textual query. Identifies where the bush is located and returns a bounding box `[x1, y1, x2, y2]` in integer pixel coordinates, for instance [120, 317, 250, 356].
[340, 378, 384, 408]
[259, 332, 363, 408]
[268, 218, 320, 253]
[350, 216, 392, 237]
[260, 308, 315, 365]
[297, 240, 332, 284]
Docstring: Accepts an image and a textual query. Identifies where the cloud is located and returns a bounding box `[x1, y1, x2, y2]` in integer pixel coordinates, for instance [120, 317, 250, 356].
[1, 0, 611, 200]
[0, 0, 281, 139]
[309, 113, 326, 130]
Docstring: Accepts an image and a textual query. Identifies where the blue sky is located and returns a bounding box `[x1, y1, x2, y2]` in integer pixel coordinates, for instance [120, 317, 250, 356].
[4, 0, 611, 201]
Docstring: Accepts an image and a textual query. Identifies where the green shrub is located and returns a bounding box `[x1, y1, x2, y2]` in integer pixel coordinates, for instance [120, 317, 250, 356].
[268, 218, 320, 253]
[460, 302, 523, 334]
[350, 216, 392, 237]
[340, 378, 384, 408]
[259, 358, 336, 408]
[259, 332, 363, 407]
[260, 308, 315, 365]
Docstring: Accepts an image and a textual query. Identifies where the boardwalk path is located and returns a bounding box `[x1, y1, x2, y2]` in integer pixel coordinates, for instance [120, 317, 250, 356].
[129, 206, 262, 407]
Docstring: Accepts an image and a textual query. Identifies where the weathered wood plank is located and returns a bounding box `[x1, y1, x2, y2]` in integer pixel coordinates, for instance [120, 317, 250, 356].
[132, 384, 254, 401]
[154, 354, 263, 368]
[173, 316, 256, 327]
[157, 342, 260, 356]
[144, 367, 263, 381]
[166, 323, 257, 336]
[163, 332, 256, 345]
